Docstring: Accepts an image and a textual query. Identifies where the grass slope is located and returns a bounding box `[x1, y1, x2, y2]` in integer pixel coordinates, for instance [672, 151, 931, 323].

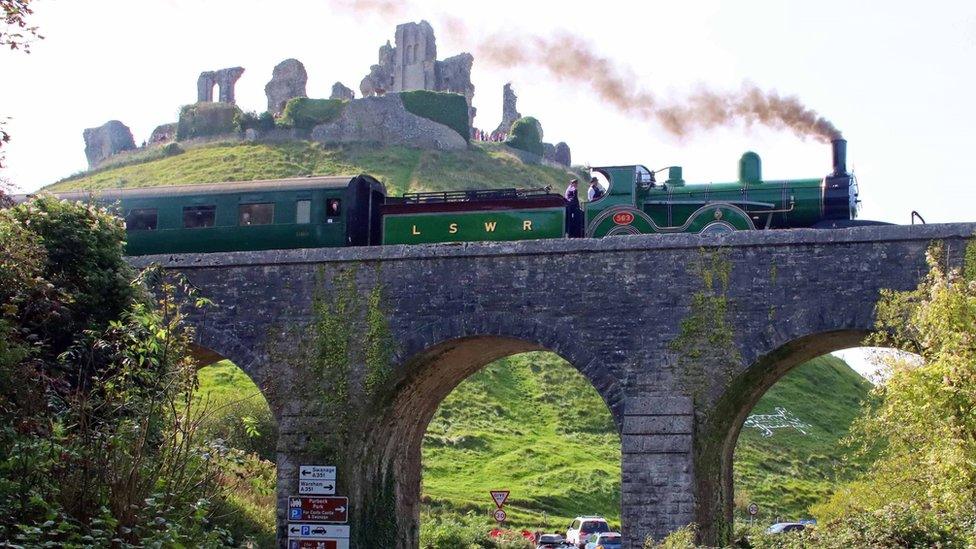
[733, 354, 874, 522]
[420, 353, 872, 530]
[47, 141, 579, 197]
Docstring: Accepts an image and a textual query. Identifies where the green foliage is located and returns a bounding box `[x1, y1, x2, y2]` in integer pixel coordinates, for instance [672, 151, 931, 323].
[811, 241, 976, 536]
[670, 248, 740, 403]
[0, 197, 242, 545]
[162, 141, 183, 157]
[506, 117, 544, 157]
[176, 102, 241, 140]
[279, 97, 346, 130]
[399, 90, 471, 141]
[196, 360, 278, 461]
[644, 523, 697, 548]
[4, 196, 135, 364]
[235, 110, 276, 133]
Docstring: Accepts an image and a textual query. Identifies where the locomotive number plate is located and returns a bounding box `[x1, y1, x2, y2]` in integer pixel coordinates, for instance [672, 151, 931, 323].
[612, 212, 635, 225]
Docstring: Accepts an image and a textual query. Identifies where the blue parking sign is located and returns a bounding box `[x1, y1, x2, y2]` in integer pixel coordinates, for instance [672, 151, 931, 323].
[289, 508, 302, 520]
[301, 525, 311, 536]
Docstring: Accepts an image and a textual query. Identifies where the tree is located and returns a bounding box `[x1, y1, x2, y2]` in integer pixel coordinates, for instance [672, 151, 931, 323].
[810, 241, 976, 543]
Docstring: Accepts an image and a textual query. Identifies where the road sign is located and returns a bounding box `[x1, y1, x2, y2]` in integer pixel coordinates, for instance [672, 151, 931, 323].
[288, 496, 349, 523]
[287, 539, 349, 549]
[493, 509, 507, 523]
[300, 465, 337, 481]
[748, 502, 759, 516]
[299, 478, 337, 495]
[287, 523, 350, 539]
[490, 490, 510, 508]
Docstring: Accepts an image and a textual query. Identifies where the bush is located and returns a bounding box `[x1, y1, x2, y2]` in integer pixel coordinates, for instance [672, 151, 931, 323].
[236, 110, 276, 133]
[162, 141, 184, 157]
[400, 90, 470, 140]
[279, 98, 346, 130]
[506, 117, 544, 156]
[176, 102, 241, 140]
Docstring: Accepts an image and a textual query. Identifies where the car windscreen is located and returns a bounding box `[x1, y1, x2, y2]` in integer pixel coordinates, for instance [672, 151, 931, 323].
[582, 521, 609, 533]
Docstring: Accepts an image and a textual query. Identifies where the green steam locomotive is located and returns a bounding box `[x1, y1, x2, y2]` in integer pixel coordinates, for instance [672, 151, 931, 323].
[23, 140, 861, 256]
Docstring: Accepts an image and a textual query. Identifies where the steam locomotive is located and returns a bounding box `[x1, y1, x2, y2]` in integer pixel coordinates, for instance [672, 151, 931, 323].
[22, 140, 861, 256]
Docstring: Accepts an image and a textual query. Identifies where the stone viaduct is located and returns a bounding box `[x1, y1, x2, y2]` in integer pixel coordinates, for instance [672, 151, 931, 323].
[131, 223, 975, 548]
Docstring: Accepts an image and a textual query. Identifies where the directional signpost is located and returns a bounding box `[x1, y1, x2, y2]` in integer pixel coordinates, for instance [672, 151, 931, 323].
[299, 478, 337, 495]
[289, 496, 349, 523]
[289, 465, 349, 548]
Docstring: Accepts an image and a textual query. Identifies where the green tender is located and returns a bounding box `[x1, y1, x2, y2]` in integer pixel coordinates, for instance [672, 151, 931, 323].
[382, 207, 565, 245]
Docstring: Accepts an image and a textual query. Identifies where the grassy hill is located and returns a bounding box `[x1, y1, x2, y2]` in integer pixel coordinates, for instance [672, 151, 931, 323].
[46, 141, 580, 196]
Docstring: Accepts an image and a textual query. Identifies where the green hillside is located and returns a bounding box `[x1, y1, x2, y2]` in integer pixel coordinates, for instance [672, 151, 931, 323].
[47, 141, 580, 196]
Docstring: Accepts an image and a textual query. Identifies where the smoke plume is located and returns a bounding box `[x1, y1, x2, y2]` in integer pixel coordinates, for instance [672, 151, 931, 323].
[330, 2, 842, 142]
[466, 29, 842, 142]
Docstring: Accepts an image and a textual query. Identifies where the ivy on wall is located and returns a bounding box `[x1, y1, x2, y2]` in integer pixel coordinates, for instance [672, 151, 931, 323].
[669, 247, 742, 405]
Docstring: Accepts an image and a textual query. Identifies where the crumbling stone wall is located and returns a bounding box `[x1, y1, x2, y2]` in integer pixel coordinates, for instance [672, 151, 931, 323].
[360, 20, 476, 124]
[197, 66, 245, 103]
[265, 59, 308, 114]
[331, 82, 355, 101]
[494, 83, 521, 134]
[82, 120, 135, 167]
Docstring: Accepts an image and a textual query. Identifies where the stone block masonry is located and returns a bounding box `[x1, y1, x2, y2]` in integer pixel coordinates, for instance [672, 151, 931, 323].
[129, 223, 976, 548]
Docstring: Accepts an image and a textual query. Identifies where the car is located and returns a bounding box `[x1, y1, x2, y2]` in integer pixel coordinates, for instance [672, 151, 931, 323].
[566, 516, 611, 548]
[584, 532, 622, 549]
[766, 522, 807, 534]
[536, 533, 569, 548]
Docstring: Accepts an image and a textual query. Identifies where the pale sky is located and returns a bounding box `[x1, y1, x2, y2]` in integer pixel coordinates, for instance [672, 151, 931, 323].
[1, 0, 970, 377]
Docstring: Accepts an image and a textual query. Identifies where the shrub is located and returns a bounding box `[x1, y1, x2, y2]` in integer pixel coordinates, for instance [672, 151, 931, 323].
[279, 98, 346, 130]
[400, 90, 470, 140]
[236, 110, 276, 133]
[506, 117, 544, 156]
[176, 102, 241, 140]
[162, 141, 184, 157]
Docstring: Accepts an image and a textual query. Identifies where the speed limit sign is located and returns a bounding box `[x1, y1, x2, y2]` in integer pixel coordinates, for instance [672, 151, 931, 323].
[493, 509, 507, 523]
[747, 502, 759, 516]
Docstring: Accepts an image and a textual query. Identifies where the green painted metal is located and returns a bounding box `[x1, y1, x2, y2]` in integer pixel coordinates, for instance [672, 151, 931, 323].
[382, 207, 565, 245]
[121, 185, 348, 255]
[587, 152, 832, 236]
[738, 152, 762, 184]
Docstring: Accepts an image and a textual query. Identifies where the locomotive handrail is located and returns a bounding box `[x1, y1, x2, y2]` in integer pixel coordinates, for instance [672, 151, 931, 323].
[401, 186, 559, 204]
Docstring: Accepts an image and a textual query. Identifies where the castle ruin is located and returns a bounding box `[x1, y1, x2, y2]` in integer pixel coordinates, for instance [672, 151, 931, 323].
[360, 20, 476, 124]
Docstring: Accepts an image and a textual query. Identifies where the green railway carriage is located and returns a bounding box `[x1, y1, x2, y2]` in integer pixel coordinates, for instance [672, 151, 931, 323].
[20, 139, 865, 255]
[585, 139, 859, 237]
[28, 175, 386, 255]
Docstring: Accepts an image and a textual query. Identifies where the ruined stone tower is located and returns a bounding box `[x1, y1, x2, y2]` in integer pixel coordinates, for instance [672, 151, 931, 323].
[361, 20, 476, 124]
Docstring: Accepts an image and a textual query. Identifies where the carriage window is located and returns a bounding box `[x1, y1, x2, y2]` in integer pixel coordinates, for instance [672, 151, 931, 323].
[239, 203, 275, 226]
[183, 205, 216, 228]
[126, 208, 157, 231]
[326, 199, 342, 217]
[296, 200, 311, 224]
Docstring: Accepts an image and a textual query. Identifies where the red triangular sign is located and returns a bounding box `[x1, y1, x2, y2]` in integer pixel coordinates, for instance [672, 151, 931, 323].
[490, 490, 510, 508]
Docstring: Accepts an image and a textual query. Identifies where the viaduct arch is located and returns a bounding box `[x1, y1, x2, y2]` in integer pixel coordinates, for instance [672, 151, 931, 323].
[131, 223, 976, 548]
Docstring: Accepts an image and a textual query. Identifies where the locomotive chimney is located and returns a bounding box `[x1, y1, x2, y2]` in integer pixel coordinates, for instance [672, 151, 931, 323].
[831, 138, 847, 176]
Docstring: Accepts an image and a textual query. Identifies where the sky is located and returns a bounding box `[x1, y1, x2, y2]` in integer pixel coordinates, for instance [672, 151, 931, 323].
[1, 0, 970, 377]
